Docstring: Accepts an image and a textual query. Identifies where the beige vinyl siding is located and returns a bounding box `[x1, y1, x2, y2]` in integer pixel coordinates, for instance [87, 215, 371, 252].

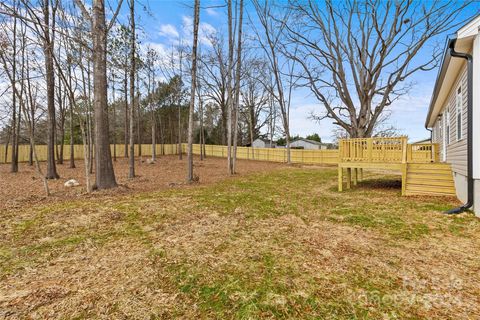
[447, 66, 468, 176]
[430, 65, 468, 176]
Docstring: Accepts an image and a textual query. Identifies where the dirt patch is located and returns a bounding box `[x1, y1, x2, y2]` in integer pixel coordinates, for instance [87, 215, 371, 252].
[0, 155, 286, 211]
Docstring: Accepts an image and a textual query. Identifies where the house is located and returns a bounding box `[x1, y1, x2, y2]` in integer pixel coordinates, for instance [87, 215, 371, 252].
[248, 138, 277, 148]
[425, 15, 480, 216]
[290, 138, 330, 150]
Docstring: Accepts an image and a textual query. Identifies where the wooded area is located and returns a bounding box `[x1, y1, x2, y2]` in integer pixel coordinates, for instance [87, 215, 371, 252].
[0, 0, 473, 193]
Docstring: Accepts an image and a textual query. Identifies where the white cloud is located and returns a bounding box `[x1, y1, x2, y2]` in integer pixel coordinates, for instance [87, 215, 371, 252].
[159, 24, 180, 39]
[141, 41, 168, 58]
[181, 15, 217, 46]
[285, 83, 434, 143]
[205, 7, 219, 17]
[288, 102, 335, 143]
[389, 85, 433, 141]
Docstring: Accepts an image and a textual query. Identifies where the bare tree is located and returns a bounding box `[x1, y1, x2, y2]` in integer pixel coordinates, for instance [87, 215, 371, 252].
[67, 54, 75, 168]
[226, 0, 234, 174]
[197, 34, 228, 144]
[76, 0, 121, 189]
[0, 1, 20, 172]
[145, 47, 159, 161]
[128, 0, 135, 178]
[241, 58, 270, 155]
[19, 0, 62, 178]
[43, 0, 60, 178]
[287, 0, 473, 138]
[187, 0, 200, 182]
[177, 45, 184, 160]
[252, 0, 294, 163]
[0, 18, 50, 194]
[231, 0, 244, 173]
[10, 1, 19, 173]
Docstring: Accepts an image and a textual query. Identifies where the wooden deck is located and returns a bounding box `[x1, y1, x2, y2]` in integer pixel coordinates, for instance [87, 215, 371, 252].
[338, 137, 456, 196]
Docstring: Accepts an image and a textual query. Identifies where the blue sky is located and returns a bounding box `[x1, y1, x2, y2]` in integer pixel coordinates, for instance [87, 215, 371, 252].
[116, 0, 477, 143]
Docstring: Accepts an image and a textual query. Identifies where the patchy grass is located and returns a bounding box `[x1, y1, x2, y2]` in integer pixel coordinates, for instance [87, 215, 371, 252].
[1, 166, 480, 319]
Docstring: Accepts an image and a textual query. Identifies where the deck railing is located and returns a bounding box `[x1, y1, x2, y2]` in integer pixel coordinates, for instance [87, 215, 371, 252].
[339, 137, 439, 164]
[407, 143, 440, 163]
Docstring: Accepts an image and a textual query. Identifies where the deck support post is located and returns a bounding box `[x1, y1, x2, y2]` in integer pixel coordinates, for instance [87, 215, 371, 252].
[338, 166, 343, 191]
[346, 168, 352, 189]
[401, 164, 408, 196]
[353, 168, 358, 186]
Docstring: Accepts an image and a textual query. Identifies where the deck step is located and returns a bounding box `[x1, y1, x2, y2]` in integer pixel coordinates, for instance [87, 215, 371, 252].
[407, 179, 455, 187]
[407, 169, 453, 175]
[407, 173, 454, 181]
[405, 163, 456, 196]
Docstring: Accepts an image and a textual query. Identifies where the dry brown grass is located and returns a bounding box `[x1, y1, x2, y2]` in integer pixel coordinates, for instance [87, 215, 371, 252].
[1, 159, 480, 319]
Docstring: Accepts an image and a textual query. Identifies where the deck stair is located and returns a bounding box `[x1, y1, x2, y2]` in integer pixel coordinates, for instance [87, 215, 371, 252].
[404, 163, 456, 196]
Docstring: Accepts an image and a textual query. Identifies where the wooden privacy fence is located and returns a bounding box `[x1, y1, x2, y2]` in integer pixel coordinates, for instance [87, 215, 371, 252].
[0, 144, 181, 164]
[0, 143, 339, 165]
[187, 144, 339, 164]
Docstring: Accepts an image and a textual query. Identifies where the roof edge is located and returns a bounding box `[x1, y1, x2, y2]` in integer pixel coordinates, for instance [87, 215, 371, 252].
[425, 37, 456, 128]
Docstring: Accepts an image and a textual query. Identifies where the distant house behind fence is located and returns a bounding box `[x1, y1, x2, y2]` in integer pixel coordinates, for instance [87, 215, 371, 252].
[290, 138, 332, 150]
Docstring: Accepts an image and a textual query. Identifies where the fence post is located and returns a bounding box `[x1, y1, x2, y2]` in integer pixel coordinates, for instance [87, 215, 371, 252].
[367, 138, 373, 162]
[338, 140, 343, 163]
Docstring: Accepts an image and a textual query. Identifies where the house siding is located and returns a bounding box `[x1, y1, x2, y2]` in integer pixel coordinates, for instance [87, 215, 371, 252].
[431, 65, 468, 176]
[290, 140, 324, 150]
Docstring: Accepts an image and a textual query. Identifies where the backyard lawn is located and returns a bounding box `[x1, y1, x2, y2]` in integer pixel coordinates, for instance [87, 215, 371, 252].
[1, 161, 479, 319]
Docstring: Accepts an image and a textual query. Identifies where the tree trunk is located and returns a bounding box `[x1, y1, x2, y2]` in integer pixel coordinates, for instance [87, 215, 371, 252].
[187, 0, 200, 182]
[198, 92, 204, 161]
[87, 59, 94, 174]
[178, 104, 182, 159]
[150, 67, 156, 161]
[112, 74, 117, 162]
[68, 61, 75, 168]
[92, 0, 117, 189]
[10, 6, 18, 173]
[4, 137, 9, 164]
[226, 0, 233, 174]
[56, 75, 65, 165]
[43, 0, 59, 179]
[136, 75, 141, 157]
[249, 107, 254, 160]
[124, 71, 128, 158]
[26, 52, 35, 166]
[151, 115, 156, 161]
[128, 0, 136, 179]
[232, 0, 244, 173]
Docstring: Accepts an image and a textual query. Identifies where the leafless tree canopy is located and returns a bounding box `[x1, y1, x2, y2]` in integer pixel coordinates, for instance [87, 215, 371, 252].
[0, 0, 475, 191]
[286, 0, 473, 137]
